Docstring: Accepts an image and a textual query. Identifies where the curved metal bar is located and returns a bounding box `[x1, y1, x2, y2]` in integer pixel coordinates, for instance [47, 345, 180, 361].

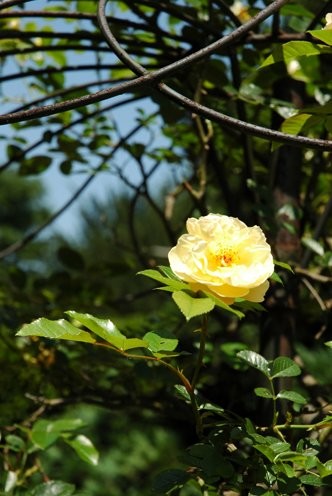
[96, 0, 332, 151]
[1, 0, 332, 151]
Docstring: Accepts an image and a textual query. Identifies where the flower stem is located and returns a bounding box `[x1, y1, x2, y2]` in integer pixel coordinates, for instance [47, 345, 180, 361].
[94, 341, 204, 438]
[191, 314, 208, 389]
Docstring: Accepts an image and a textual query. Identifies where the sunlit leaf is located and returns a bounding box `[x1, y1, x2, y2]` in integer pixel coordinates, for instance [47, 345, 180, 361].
[302, 238, 325, 256]
[270, 357, 301, 378]
[277, 390, 307, 405]
[64, 435, 99, 466]
[172, 291, 215, 320]
[260, 41, 329, 68]
[31, 418, 85, 449]
[143, 331, 178, 352]
[281, 113, 312, 135]
[254, 387, 274, 399]
[274, 260, 294, 273]
[16, 318, 95, 343]
[270, 272, 283, 285]
[237, 350, 270, 376]
[27, 481, 76, 496]
[300, 473, 323, 486]
[308, 30, 332, 46]
[138, 269, 188, 291]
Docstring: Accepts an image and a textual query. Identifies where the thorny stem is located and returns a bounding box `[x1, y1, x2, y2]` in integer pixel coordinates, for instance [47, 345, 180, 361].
[94, 341, 204, 439]
[275, 421, 332, 431]
[267, 377, 287, 441]
[191, 315, 209, 389]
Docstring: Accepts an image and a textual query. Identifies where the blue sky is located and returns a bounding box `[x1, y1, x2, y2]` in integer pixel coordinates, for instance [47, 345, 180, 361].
[0, 0, 184, 239]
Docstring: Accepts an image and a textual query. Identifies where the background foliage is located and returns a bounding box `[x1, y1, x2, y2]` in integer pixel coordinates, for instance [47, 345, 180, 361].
[0, 0, 331, 495]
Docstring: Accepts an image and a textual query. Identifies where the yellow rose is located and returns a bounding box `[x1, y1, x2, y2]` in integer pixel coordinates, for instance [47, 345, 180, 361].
[168, 214, 274, 304]
[324, 13, 332, 29]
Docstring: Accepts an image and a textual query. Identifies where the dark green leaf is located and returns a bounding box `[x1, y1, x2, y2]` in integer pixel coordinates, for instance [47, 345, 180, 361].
[57, 247, 85, 271]
[152, 469, 190, 494]
[19, 155, 52, 175]
[184, 443, 234, 481]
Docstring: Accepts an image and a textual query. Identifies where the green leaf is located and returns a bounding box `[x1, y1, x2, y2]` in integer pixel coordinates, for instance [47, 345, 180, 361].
[300, 473, 323, 486]
[270, 272, 283, 285]
[17, 318, 96, 343]
[57, 247, 85, 271]
[270, 357, 301, 378]
[64, 435, 99, 466]
[274, 260, 294, 273]
[281, 4, 314, 17]
[158, 265, 182, 280]
[308, 29, 332, 46]
[31, 418, 86, 449]
[325, 341, 332, 348]
[203, 292, 245, 318]
[184, 443, 234, 481]
[254, 387, 274, 399]
[143, 331, 178, 352]
[27, 481, 76, 496]
[260, 41, 328, 68]
[152, 469, 190, 494]
[320, 459, 332, 478]
[5, 435, 25, 452]
[249, 489, 276, 496]
[270, 441, 291, 455]
[172, 291, 215, 320]
[19, 155, 52, 175]
[66, 311, 147, 350]
[277, 390, 307, 405]
[4, 471, 17, 493]
[237, 350, 270, 376]
[174, 385, 191, 402]
[138, 269, 188, 291]
[302, 238, 325, 256]
[281, 113, 313, 136]
[234, 299, 265, 313]
[252, 444, 275, 462]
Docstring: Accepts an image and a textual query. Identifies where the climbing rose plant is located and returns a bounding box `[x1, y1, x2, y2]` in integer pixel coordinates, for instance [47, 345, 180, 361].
[16, 215, 332, 495]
